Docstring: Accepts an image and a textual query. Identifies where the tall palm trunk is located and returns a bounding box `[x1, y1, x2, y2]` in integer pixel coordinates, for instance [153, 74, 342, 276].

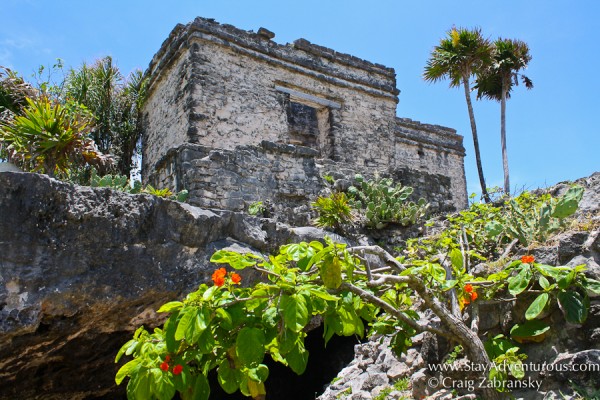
[462, 75, 491, 203]
[500, 82, 510, 194]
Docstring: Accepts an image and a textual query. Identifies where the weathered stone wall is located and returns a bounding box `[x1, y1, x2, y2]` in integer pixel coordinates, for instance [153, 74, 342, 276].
[150, 139, 459, 227]
[152, 141, 323, 225]
[394, 118, 468, 210]
[141, 48, 194, 173]
[141, 17, 468, 220]
[142, 17, 399, 179]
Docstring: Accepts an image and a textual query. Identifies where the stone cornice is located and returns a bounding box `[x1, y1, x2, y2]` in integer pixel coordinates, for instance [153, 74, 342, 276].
[145, 17, 399, 101]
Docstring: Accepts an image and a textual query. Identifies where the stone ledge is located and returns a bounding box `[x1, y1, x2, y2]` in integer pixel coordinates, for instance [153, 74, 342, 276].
[395, 118, 465, 155]
[145, 17, 398, 98]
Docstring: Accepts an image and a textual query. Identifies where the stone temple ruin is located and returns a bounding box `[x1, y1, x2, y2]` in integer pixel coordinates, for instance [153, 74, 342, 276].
[141, 17, 468, 224]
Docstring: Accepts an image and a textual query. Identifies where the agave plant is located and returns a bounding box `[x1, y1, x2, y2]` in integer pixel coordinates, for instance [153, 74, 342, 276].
[0, 96, 111, 176]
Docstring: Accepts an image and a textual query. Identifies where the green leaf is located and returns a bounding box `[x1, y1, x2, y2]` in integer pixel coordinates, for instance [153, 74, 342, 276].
[191, 373, 210, 400]
[217, 360, 240, 394]
[510, 320, 550, 339]
[538, 276, 550, 290]
[127, 370, 151, 400]
[582, 278, 600, 294]
[115, 359, 140, 385]
[320, 255, 342, 289]
[552, 186, 584, 218]
[210, 250, 257, 269]
[440, 279, 458, 291]
[390, 331, 412, 358]
[279, 328, 298, 354]
[557, 290, 588, 324]
[536, 264, 569, 280]
[196, 326, 216, 354]
[286, 342, 309, 375]
[449, 248, 463, 270]
[308, 287, 339, 302]
[247, 364, 269, 383]
[215, 308, 233, 330]
[558, 269, 577, 290]
[525, 293, 549, 320]
[508, 265, 532, 295]
[236, 327, 266, 367]
[485, 220, 503, 237]
[281, 294, 309, 333]
[116, 339, 136, 362]
[175, 307, 196, 341]
[157, 301, 184, 313]
[164, 312, 180, 353]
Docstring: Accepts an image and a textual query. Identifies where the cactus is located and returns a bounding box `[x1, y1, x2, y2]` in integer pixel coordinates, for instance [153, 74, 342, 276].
[348, 174, 429, 229]
[485, 185, 585, 246]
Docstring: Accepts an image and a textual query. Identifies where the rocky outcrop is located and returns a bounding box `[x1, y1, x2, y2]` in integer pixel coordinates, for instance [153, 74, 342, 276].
[2, 170, 599, 400]
[0, 171, 346, 399]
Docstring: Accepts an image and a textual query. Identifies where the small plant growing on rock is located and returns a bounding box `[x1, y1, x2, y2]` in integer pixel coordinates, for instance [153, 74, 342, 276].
[485, 185, 585, 247]
[312, 192, 355, 231]
[0, 96, 111, 177]
[348, 174, 429, 229]
[248, 201, 267, 217]
[89, 168, 188, 201]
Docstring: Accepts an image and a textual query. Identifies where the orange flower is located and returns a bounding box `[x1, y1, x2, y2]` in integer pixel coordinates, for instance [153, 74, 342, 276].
[212, 268, 227, 286]
[213, 276, 225, 287]
[470, 291, 478, 301]
[463, 296, 471, 305]
[160, 361, 169, 372]
[231, 272, 242, 285]
[172, 364, 183, 375]
[464, 284, 473, 293]
[521, 255, 535, 264]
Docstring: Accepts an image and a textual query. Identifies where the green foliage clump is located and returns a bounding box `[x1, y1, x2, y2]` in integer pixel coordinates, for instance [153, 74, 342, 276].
[1, 57, 146, 178]
[484, 334, 527, 390]
[312, 192, 355, 231]
[89, 168, 188, 201]
[64, 56, 147, 176]
[0, 96, 110, 177]
[0, 66, 37, 121]
[348, 175, 429, 229]
[248, 201, 266, 217]
[116, 239, 379, 399]
[486, 186, 585, 246]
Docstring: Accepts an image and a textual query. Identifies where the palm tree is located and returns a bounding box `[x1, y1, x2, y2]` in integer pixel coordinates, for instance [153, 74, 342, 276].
[424, 27, 492, 203]
[65, 57, 147, 176]
[475, 39, 533, 194]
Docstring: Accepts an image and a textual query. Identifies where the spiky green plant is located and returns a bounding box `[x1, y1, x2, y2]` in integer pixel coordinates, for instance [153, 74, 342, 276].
[0, 96, 109, 176]
[312, 192, 355, 231]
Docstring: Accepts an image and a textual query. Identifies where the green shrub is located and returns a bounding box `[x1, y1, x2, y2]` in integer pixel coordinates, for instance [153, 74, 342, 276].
[312, 192, 355, 230]
[485, 185, 585, 246]
[0, 96, 111, 176]
[89, 168, 188, 202]
[248, 201, 267, 216]
[348, 174, 429, 229]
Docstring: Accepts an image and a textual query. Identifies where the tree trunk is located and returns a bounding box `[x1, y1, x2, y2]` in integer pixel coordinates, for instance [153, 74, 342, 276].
[500, 85, 510, 194]
[462, 75, 491, 203]
[413, 278, 500, 400]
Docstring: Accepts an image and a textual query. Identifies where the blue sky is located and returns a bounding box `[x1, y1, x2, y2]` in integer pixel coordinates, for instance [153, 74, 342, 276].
[2, 0, 598, 195]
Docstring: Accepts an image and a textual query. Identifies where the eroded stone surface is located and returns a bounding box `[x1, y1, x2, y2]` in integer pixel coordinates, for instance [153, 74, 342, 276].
[141, 17, 468, 224]
[0, 172, 341, 399]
